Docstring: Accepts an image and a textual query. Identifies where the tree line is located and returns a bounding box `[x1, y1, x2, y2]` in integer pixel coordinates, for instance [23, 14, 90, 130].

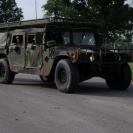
[0, 0, 133, 42]
[0, 0, 23, 22]
[43, 0, 133, 42]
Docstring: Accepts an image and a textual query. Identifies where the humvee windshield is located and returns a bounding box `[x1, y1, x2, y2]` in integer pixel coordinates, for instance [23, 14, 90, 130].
[46, 29, 96, 46]
[73, 32, 95, 46]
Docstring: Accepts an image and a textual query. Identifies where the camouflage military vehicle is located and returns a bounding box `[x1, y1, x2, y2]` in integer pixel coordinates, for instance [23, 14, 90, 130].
[0, 18, 132, 93]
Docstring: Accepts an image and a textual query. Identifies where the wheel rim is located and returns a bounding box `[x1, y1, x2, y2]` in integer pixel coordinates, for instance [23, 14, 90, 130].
[0, 63, 5, 80]
[58, 68, 67, 84]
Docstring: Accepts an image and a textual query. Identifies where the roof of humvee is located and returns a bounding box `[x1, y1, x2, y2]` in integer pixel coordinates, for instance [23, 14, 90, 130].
[0, 18, 49, 31]
[9, 28, 45, 34]
[0, 17, 98, 32]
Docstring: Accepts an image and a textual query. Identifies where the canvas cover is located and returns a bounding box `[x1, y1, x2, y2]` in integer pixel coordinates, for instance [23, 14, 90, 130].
[0, 32, 8, 48]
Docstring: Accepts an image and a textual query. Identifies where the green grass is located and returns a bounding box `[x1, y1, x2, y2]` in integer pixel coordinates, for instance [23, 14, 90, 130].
[129, 63, 133, 79]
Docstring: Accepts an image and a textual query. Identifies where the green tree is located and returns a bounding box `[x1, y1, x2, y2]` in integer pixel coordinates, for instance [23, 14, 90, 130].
[43, 0, 78, 17]
[0, 0, 23, 22]
[72, 0, 133, 40]
[43, 0, 133, 41]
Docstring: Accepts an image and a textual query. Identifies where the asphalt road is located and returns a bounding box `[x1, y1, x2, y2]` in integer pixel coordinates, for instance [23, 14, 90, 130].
[0, 74, 133, 133]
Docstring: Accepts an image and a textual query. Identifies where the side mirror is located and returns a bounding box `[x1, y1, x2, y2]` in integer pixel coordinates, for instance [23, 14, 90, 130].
[46, 40, 56, 47]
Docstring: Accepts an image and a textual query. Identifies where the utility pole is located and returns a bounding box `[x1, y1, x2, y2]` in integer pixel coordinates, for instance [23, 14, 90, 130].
[35, 0, 38, 19]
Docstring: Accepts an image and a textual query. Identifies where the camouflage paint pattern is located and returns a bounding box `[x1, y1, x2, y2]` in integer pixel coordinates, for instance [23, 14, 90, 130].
[0, 18, 131, 79]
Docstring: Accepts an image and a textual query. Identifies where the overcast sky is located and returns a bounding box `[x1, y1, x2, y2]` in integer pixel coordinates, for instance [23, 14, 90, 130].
[16, 0, 47, 20]
[126, 0, 133, 5]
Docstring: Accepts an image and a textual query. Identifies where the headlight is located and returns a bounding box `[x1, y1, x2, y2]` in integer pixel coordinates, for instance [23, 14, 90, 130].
[90, 54, 95, 62]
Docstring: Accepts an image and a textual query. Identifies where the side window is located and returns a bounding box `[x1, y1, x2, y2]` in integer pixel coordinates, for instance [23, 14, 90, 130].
[45, 30, 70, 45]
[62, 32, 70, 45]
[27, 34, 36, 49]
[56, 31, 63, 44]
[28, 34, 36, 44]
[45, 31, 56, 42]
[36, 32, 43, 44]
[12, 35, 23, 45]
[56, 32, 70, 45]
[28, 33, 43, 45]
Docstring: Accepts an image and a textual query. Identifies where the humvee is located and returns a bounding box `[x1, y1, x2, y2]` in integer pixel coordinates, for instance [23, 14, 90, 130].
[0, 18, 132, 93]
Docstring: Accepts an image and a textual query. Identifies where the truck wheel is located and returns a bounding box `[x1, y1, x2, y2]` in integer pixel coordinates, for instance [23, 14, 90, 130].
[0, 59, 15, 84]
[55, 59, 79, 93]
[106, 64, 131, 90]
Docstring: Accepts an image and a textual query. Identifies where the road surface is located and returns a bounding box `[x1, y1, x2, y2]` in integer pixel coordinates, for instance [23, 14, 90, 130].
[0, 74, 133, 133]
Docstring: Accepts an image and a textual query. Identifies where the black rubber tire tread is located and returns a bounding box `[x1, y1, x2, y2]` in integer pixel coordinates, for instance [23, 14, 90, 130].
[54, 59, 79, 93]
[0, 58, 15, 84]
[106, 63, 131, 90]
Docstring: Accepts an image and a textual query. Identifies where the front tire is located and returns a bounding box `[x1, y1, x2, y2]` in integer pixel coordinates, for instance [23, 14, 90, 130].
[55, 59, 79, 93]
[106, 64, 131, 90]
[0, 58, 15, 84]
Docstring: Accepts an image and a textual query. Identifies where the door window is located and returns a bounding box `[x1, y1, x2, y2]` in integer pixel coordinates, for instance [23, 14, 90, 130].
[9, 34, 25, 67]
[12, 35, 23, 46]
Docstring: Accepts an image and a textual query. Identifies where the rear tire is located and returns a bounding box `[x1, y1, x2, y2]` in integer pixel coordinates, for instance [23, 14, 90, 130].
[106, 64, 131, 90]
[0, 58, 15, 84]
[54, 59, 79, 93]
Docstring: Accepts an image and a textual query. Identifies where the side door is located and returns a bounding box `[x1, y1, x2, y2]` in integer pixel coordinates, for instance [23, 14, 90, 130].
[9, 33, 25, 69]
[25, 33, 43, 68]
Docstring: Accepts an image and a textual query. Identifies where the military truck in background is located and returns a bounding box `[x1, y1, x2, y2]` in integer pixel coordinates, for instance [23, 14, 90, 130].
[0, 17, 132, 93]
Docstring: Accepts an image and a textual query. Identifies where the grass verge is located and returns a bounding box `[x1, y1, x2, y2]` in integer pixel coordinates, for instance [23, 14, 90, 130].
[129, 63, 133, 79]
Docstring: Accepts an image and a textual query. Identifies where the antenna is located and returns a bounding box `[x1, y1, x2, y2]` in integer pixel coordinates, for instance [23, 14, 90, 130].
[35, 0, 38, 19]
